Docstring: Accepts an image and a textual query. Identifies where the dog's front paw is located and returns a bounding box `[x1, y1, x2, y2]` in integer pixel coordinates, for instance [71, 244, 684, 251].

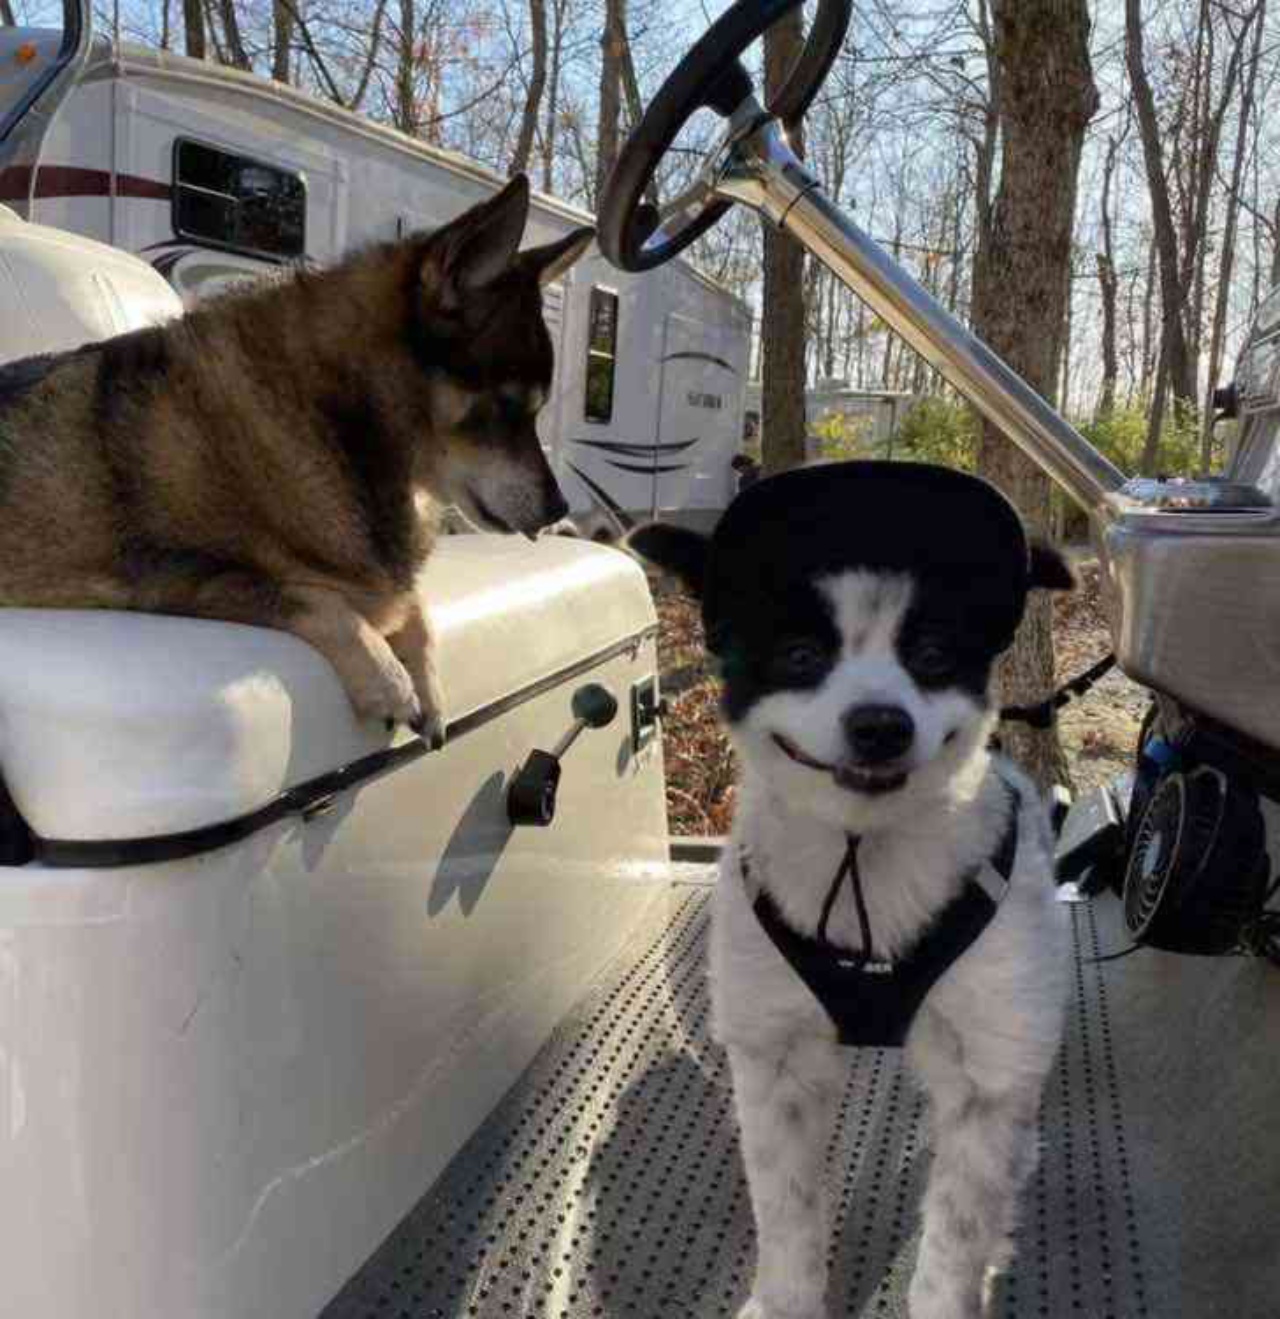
[347, 653, 422, 729]
[907, 1272, 984, 1319]
[409, 705, 446, 751]
[408, 667, 447, 750]
[737, 1296, 825, 1319]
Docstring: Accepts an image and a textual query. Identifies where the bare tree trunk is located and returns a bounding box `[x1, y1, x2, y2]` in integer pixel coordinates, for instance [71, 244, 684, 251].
[1126, 0, 1194, 414]
[1201, 0, 1266, 473]
[0, 0, 14, 27]
[160, 0, 172, 49]
[217, 0, 251, 69]
[1059, 259, 1074, 414]
[1272, 196, 1280, 288]
[1142, 342, 1170, 474]
[202, 0, 228, 63]
[347, 0, 387, 110]
[395, 0, 418, 135]
[595, 0, 625, 204]
[273, 0, 346, 104]
[183, 0, 206, 59]
[760, 8, 808, 475]
[1140, 234, 1157, 398]
[971, 0, 1001, 257]
[272, 0, 292, 82]
[541, 0, 566, 192]
[973, 0, 1098, 788]
[1096, 129, 1122, 419]
[510, 0, 547, 176]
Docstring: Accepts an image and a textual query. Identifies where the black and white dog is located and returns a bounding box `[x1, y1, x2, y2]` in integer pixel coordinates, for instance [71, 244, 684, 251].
[630, 462, 1073, 1319]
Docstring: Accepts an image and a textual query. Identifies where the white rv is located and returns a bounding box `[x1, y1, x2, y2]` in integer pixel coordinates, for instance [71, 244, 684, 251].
[0, 7, 751, 532]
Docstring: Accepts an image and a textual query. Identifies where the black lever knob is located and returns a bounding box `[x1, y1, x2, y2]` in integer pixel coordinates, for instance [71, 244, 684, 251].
[507, 751, 562, 827]
[507, 684, 618, 827]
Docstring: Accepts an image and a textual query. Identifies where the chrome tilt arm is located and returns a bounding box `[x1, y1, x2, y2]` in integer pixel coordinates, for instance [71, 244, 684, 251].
[714, 114, 1126, 517]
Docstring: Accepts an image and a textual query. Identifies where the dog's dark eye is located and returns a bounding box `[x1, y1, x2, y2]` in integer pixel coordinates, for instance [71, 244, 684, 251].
[908, 638, 954, 681]
[773, 638, 831, 683]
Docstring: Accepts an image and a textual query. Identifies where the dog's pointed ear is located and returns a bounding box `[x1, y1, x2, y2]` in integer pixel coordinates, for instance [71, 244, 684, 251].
[424, 175, 530, 303]
[520, 226, 595, 286]
[626, 522, 710, 599]
[1028, 542, 1074, 592]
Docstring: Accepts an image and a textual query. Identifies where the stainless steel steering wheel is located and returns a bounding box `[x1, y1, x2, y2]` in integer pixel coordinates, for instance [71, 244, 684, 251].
[597, 0, 1126, 516]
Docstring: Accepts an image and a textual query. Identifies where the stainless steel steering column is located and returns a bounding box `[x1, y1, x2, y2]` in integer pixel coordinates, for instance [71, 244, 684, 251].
[713, 111, 1126, 516]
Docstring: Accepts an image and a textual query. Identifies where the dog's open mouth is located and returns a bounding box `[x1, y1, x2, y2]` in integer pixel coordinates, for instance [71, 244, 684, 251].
[772, 733, 908, 796]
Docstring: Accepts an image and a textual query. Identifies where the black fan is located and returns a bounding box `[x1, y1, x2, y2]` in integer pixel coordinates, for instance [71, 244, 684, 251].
[1123, 765, 1269, 954]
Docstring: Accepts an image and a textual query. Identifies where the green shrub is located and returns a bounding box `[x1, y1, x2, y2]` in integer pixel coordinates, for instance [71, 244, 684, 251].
[890, 397, 979, 470]
[1078, 405, 1200, 479]
[809, 410, 877, 461]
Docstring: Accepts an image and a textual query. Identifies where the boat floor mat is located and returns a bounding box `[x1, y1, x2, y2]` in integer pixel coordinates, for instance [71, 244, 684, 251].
[324, 885, 1280, 1318]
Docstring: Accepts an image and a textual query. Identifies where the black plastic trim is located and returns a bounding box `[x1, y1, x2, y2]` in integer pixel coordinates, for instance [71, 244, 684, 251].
[27, 625, 658, 870]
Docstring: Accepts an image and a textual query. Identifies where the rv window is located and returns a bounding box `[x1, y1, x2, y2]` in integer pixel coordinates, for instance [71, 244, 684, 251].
[585, 288, 618, 423]
[173, 140, 306, 261]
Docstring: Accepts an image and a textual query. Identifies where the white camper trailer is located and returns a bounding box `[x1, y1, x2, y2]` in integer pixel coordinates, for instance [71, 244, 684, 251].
[0, 17, 751, 532]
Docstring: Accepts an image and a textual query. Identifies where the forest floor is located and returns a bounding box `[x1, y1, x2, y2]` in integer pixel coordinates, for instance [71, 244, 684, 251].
[652, 557, 1146, 835]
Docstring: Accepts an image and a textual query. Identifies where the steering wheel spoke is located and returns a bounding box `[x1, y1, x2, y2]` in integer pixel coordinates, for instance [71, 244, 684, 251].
[598, 0, 851, 272]
[705, 57, 754, 117]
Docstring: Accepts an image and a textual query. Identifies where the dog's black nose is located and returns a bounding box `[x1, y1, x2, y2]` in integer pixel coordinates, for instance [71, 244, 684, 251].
[843, 704, 914, 764]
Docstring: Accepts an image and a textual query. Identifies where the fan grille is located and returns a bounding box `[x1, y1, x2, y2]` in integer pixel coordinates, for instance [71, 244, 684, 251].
[1124, 772, 1186, 939]
[1123, 764, 1267, 954]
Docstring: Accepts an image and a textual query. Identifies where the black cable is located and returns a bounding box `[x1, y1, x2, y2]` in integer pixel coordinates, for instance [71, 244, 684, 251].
[1001, 652, 1117, 729]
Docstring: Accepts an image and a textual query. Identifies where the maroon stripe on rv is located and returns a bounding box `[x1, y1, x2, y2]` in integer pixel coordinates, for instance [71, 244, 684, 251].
[0, 165, 171, 202]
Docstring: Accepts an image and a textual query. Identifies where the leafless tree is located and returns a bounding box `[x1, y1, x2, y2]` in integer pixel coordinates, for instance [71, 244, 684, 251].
[182, 0, 206, 59]
[1200, 0, 1267, 471]
[595, 0, 625, 202]
[760, 7, 808, 475]
[1128, 0, 1261, 468]
[971, 0, 1098, 787]
[1095, 112, 1130, 420]
[272, 0, 292, 82]
[214, 0, 251, 69]
[509, 0, 547, 175]
[539, 0, 571, 192]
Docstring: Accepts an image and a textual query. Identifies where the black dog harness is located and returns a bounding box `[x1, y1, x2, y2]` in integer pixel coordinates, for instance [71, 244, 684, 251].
[747, 786, 1020, 1048]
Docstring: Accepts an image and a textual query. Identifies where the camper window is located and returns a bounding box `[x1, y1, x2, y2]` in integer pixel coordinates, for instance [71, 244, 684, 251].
[173, 140, 306, 261]
[585, 288, 618, 423]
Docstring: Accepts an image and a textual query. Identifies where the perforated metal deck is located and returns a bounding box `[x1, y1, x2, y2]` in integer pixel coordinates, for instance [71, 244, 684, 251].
[323, 886, 1280, 1319]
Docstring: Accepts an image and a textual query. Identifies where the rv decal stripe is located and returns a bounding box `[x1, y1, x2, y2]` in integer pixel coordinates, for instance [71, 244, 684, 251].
[607, 459, 689, 475]
[660, 350, 738, 373]
[571, 438, 700, 456]
[566, 464, 636, 531]
[0, 165, 171, 202]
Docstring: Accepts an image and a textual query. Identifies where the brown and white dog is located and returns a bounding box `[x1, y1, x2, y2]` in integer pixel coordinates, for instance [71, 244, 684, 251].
[0, 174, 590, 745]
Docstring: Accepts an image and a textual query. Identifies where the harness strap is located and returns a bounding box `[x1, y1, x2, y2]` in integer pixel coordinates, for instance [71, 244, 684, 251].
[815, 836, 870, 955]
[744, 779, 1021, 1048]
[1000, 652, 1116, 729]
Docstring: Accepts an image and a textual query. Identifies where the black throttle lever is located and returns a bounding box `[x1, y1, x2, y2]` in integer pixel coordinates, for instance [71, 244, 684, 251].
[507, 683, 619, 826]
